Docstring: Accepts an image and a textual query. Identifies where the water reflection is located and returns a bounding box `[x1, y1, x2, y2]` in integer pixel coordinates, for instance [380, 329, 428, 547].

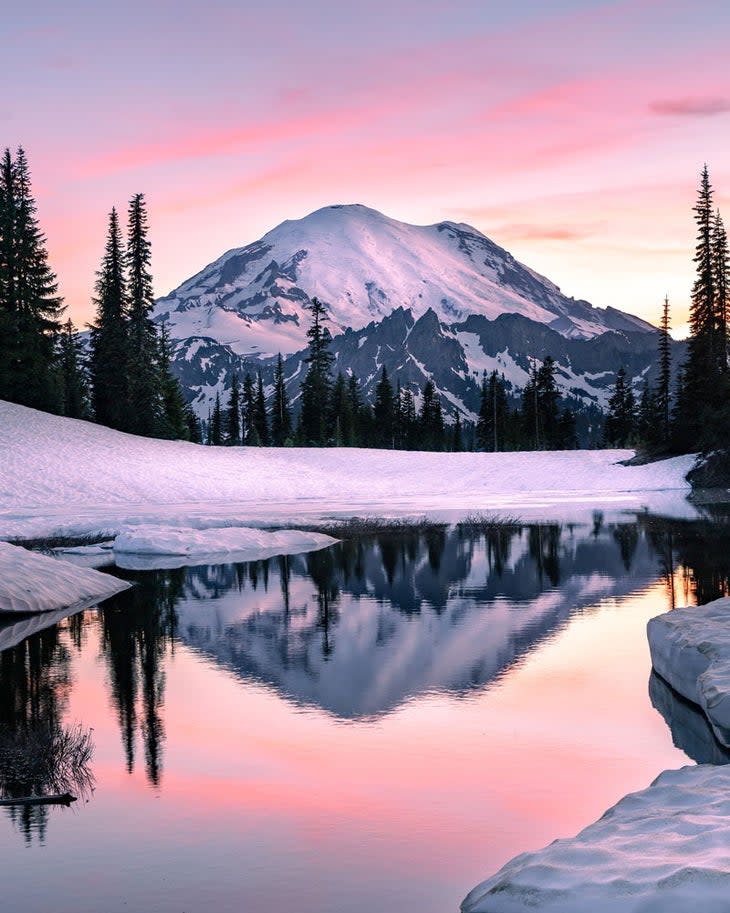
[649, 671, 730, 765]
[3, 512, 730, 810]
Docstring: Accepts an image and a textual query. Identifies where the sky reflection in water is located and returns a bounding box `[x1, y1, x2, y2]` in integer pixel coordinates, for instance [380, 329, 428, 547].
[1, 511, 730, 913]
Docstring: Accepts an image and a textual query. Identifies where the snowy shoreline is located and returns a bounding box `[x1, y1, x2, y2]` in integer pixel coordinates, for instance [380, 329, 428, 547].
[0, 401, 696, 541]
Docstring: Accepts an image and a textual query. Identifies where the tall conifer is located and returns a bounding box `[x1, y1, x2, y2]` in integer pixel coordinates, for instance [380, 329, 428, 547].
[270, 354, 292, 446]
[299, 297, 334, 444]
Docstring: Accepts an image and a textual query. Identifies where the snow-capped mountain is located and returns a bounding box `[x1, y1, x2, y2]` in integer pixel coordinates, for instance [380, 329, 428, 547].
[155, 203, 674, 431]
[154, 203, 652, 357]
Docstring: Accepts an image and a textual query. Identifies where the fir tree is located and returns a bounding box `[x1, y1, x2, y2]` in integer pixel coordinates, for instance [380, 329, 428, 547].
[636, 377, 656, 448]
[711, 209, 729, 371]
[452, 411, 463, 452]
[209, 392, 223, 445]
[241, 372, 256, 443]
[398, 386, 417, 450]
[90, 208, 130, 430]
[373, 366, 396, 448]
[603, 368, 636, 447]
[157, 321, 189, 439]
[347, 373, 369, 446]
[329, 372, 353, 445]
[125, 193, 160, 436]
[299, 297, 334, 445]
[476, 370, 509, 451]
[58, 319, 88, 418]
[225, 373, 241, 445]
[418, 379, 444, 451]
[254, 372, 269, 445]
[0, 147, 64, 411]
[656, 296, 672, 445]
[536, 356, 561, 448]
[270, 354, 292, 446]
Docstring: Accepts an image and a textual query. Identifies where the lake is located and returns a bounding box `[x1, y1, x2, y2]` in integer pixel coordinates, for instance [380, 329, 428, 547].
[2, 508, 729, 913]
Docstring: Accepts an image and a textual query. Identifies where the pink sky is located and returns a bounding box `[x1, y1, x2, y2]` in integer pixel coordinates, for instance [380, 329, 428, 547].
[5, 0, 730, 333]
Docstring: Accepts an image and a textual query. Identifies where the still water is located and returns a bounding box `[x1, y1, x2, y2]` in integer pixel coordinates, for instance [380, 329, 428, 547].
[2, 510, 730, 913]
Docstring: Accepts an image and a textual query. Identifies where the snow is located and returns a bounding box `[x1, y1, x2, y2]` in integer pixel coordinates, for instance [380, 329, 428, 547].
[461, 764, 730, 913]
[154, 204, 651, 357]
[648, 597, 730, 748]
[0, 541, 130, 614]
[0, 402, 696, 542]
[113, 525, 336, 569]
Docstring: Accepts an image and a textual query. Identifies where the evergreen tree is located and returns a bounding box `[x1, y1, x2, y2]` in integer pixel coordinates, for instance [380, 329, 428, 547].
[0, 147, 64, 411]
[398, 386, 417, 450]
[712, 209, 729, 371]
[270, 354, 292, 445]
[90, 208, 130, 430]
[241, 372, 256, 443]
[418, 379, 444, 450]
[536, 356, 561, 448]
[476, 370, 509, 451]
[329, 372, 353, 445]
[347, 373, 369, 446]
[452, 411, 463, 452]
[58, 319, 88, 418]
[254, 372, 269, 445]
[656, 296, 672, 446]
[157, 321, 189, 439]
[636, 377, 657, 448]
[126, 193, 161, 436]
[299, 297, 334, 445]
[208, 392, 223, 445]
[373, 366, 396, 448]
[603, 368, 636, 447]
[225, 372, 241, 445]
[185, 405, 202, 443]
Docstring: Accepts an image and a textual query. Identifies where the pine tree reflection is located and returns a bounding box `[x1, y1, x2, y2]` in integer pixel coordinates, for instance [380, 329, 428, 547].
[0, 627, 92, 843]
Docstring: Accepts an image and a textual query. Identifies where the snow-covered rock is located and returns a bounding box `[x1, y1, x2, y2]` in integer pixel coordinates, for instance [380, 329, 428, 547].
[648, 597, 730, 748]
[0, 402, 695, 541]
[0, 541, 130, 614]
[461, 765, 730, 913]
[113, 525, 336, 569]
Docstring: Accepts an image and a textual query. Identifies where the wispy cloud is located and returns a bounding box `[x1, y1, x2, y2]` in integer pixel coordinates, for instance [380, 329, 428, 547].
[649, 96, 730, 116]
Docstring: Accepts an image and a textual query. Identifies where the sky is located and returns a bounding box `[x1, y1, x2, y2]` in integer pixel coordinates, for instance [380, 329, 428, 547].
[5, 0, 730, 335]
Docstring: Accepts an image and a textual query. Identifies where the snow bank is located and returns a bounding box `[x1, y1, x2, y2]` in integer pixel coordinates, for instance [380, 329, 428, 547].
[461, 765, 730, 913]
[648, 597, 730, 748]
[112, 525, 336, 569]
[0, 542, 130, 614]
[0, 402, 695, 540]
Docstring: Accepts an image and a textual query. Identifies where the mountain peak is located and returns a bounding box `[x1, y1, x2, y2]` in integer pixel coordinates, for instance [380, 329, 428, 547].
[155, 203, 653, 358]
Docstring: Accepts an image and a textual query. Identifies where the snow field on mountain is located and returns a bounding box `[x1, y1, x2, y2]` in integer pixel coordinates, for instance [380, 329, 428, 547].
[0, 401, 695, 540]
[461, 764, 730, 913]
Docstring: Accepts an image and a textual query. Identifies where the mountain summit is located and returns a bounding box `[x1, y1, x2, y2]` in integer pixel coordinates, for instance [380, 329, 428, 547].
[154, 204, 651, 356]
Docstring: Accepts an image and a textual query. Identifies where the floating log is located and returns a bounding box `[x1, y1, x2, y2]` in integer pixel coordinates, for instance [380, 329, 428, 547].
[0, 793, 76, 807]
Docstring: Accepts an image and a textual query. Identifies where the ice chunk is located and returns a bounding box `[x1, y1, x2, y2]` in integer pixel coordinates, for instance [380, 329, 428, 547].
[648, 597, 730, 747]
[0, 541, 130, 615]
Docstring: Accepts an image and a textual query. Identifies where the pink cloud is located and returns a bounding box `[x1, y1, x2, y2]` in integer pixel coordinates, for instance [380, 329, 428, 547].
[650, 96, 730, 116]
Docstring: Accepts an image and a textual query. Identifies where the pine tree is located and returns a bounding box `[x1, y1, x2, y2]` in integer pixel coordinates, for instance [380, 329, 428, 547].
[157, 320, 189, 439]
[373, 366, 396, 448]
[299, 297, 334, 445]
[329, 372, 353, 446]
[419, 379, 444, 451]
[242, 372, 256, 443]
[58, 319, 88, 418]
[536, 356, 561, 448]
[400, 387, 417, 450]
[209, 392, 223, 445]
[636, 377, 656, 448]
[347, 373, 368, 446]
[603, 367, 636, 447]
[270, 354, 292, 446]
[452, 411, 463, 452]
[254, 372, 269, 445]
[0, 147, 64, 410]
[125, 193, 161, 436]
[225, 373, 241, 445]
[90, 208, 130, 430]
[656, 295, 672, 445]
[711, 209, 728, 372]
[476, 370, 509, 451]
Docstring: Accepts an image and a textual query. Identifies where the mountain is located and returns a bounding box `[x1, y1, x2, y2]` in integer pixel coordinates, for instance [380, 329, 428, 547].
[154, 204, 673, 431]
[154, 203, 652, 356]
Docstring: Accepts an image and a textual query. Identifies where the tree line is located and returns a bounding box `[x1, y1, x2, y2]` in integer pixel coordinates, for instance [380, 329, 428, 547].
[0, 146, 198, 440]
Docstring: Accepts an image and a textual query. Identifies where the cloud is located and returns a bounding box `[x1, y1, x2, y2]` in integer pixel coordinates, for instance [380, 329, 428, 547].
[649, 96, 730, 116]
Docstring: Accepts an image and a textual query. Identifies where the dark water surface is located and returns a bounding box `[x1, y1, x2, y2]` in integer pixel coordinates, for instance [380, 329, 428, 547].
[2, 510, 730, 913]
